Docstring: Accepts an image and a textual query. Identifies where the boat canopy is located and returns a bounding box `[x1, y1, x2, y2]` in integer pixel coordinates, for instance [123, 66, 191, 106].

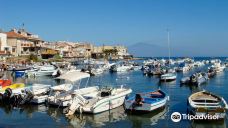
[57, 71, 90, 82]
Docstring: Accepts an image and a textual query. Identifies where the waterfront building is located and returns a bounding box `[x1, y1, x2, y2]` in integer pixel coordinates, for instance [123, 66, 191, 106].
[73, 43, 93, 58]
[0, 32, 11, 60]
[5, 28, 44, 56]
[92, 45, 132, 59]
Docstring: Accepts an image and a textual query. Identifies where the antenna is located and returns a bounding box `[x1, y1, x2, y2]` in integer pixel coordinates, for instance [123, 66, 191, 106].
[22, 23, 25, 31]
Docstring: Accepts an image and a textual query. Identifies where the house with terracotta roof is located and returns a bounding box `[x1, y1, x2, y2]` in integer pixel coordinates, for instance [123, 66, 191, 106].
[6, 28, 44, 56]
[73, 43, 93, 58]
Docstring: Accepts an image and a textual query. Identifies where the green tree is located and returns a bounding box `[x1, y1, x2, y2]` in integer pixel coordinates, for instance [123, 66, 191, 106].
[103, 48, 118, 60]
[53, 54, 62, 59]
[28, 54, 38, 62]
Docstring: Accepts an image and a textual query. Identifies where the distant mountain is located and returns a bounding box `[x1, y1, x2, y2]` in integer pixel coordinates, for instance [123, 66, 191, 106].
[128, 42, 192, 57]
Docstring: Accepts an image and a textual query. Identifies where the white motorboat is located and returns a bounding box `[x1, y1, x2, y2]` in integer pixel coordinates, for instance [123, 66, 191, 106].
[160, 73, 176, 82]
[110, 64, 132, 72]
[90, 66, 104, 76]
[176, 63, 190, 72]
[194, 61, 205, 67]
[65, 85, 132, 115]
[26, 65, 58, 77]
[211, 63, 226, 73]
[0, 84, 51, 104]
[47, 71, 90, 107]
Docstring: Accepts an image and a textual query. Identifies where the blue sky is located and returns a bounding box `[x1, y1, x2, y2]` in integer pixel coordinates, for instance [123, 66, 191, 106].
[0, 0, 228, 56]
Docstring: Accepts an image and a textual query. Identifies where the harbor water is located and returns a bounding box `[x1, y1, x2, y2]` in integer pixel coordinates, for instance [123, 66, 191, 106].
[0, 58, 228, 128]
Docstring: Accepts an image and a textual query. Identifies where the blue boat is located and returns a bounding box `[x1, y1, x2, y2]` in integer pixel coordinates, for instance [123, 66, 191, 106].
[15, 71, 25, 77]
[124, 89, 169, 113]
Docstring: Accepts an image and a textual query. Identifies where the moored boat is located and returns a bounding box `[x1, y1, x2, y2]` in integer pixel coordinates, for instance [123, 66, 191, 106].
[26, 65, 57, 77]
[160, 73, 176, 82]
[47, 71, 90, 107]
[188, 90, 228, 120]
[0, 79, 12, 88]
[0, 83, 25, 92]
[65, 85, 132, 115]
[124, 89, 169, 113]
[15, 71, 25, 77]
[180, 72, 208, 86]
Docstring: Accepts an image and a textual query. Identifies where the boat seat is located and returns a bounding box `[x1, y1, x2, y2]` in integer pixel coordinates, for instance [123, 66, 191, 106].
[143, 98, 160, 104]
[150, 94, 165, 98]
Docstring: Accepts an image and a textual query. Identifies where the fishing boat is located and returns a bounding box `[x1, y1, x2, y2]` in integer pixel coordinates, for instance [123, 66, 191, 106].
[15, 71, 25, 77]
[150, 67, 166, 76]
[23, 84, 51, 104]
[0, 79, 12, 88]
[207, 67, 216, 78]
[7, 66, 29, 71]
[180, 72, 208, 86]
[159, 30, 176, 82]
[176, 63, 190, 72]
[89, 65, 104, 76]
[211, 63, 226, 73]
[194, 61, 205, 67]
[4, 84, 52, 104]
[65, 85, 132, 115]
[188, 90, 228, 120]
[190, 72, 208, 86]
[26, 65, 57, 77]
[124, 89, 169, 113]
[160, 73, 176, 82]
[0, 83, 25, 92]
[109, 62, 132, 72]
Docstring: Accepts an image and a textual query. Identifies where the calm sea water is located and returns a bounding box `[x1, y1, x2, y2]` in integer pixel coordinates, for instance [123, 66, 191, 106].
[0, 57, 228, 128]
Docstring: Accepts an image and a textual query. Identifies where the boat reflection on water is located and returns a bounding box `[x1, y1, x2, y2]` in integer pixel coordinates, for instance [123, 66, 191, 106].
[180, 84, 205, 93]
[0, 103, 48, 122]
[191, 120, 226, 128]
[158, 80, 176, 86]
[66, 105, 127, 128]
[127, 106, 169, 127]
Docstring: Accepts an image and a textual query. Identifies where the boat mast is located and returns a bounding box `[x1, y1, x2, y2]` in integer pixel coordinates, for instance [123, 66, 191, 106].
[167, 29, 171, 67]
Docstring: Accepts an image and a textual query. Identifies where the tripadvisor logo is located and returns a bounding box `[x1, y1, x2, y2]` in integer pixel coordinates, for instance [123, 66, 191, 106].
[171, 112, 220, 122]
[171, 112, 181, 122]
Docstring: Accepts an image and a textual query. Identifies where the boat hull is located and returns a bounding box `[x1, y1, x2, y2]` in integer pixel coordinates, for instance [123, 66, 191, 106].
[124, 96, 168, 112]
[82, 89, 132, 114]
[188, 91, 227, 120]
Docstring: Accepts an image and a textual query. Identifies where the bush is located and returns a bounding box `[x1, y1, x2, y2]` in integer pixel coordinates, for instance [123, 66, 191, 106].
[53, 54, 62, 59]
[28, 54, 38, 62]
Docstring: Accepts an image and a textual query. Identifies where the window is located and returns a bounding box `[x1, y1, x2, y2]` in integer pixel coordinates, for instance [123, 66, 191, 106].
[12, 48, 16, 52]
[4, 47, 9, 51]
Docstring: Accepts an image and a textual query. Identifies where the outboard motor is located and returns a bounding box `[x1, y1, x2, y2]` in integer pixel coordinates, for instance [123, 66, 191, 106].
[190, 74, 197, 83]
[19, 90, 34, 105]
[135, 94, 143, 106]
[3, 88, 13, 102]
